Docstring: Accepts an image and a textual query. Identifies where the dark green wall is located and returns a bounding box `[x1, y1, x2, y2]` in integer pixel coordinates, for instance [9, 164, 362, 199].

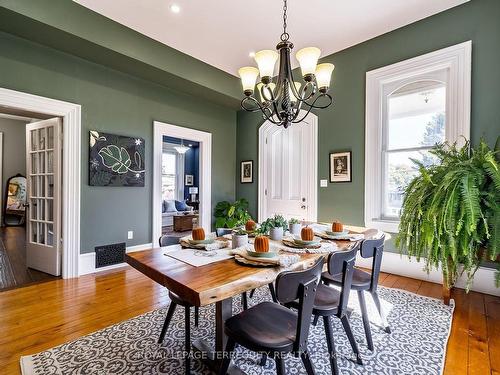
[0, 31, 237, 253]
[236, 0, 500, 250]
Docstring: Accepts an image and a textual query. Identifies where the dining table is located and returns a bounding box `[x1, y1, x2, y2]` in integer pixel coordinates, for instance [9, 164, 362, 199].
[126, 225, 381, 374]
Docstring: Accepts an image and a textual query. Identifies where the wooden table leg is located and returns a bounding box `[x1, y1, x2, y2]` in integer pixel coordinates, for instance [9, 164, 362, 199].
[192, 297, 246, 374]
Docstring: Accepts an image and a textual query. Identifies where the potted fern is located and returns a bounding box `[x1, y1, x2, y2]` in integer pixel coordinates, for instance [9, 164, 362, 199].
[396, 139, 499, 304]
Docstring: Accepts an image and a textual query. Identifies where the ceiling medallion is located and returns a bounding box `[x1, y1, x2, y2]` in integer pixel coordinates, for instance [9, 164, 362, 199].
[238, 0, 334, 128]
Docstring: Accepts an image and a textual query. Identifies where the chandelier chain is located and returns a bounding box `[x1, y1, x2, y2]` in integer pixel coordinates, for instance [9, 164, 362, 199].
[281, 0, 289, 41]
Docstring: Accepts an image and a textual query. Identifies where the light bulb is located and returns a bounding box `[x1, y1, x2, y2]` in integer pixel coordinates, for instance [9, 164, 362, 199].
[315, 63, 335, 92]
[257, 83, 276, 103]
[238, 67, 259, 95]
[296, 47, 321, 80]
[254, 50, 279, 81]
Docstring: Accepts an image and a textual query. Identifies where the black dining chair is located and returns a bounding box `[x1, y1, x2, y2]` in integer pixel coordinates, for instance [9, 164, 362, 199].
[286, 245, 363, 374]
[322, 235, 390, 352]
[219, 257, 325, 375]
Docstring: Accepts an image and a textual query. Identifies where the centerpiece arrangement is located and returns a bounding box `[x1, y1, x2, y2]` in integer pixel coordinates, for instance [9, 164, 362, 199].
[396, 139, 499, 303]
[259, 214, 288, 240]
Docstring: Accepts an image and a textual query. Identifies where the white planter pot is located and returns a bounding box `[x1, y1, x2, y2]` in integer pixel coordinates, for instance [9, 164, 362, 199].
[232, 234, 248, 249]
[289, 223, 302, 235]
[270, 227, 284, 241]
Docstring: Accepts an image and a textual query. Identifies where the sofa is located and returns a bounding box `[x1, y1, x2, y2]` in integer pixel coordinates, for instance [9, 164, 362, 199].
[162, 200, 194, 227]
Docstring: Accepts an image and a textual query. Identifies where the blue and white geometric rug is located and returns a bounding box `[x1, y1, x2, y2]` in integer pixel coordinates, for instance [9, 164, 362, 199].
[20, 286, 454, 375]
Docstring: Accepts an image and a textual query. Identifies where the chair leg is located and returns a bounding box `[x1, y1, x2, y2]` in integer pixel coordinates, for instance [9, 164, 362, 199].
[249, 289, 256, 298]
[312, 315, 319, 326]
[357, 291, 374, 351]
[184, 306, 191, 375]
[268, 283, 278, 303]
[260, 353, 268, 367]
[340, 315, 363, 365]
[371, 290, 391, 333]
[242, 292, 248, 310]
[218, 338, 236, 375]
[323, 316, 339, 375]
[194, 306, 199, 327]
[158, 302, 177, 344]
[301, 350, 317, 375]
[275, 355, 285, 375]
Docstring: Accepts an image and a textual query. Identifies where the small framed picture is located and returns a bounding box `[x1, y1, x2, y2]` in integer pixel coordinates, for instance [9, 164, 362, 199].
[185, 174, 194, 186]
[240, 160, 253, 183]
[330, 151, 352, 183]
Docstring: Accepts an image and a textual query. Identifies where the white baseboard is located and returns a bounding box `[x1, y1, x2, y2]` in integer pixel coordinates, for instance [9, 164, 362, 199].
[357, 251, 499, 297]
[78, 243, 153, 276]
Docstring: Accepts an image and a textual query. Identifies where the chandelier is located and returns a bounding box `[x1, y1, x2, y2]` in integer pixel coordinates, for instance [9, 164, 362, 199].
[238, 0, 334, 128]
[174, 139, 189, 154]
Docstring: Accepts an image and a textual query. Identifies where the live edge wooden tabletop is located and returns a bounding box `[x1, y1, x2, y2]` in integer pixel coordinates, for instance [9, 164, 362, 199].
[126, 226, 380, 307]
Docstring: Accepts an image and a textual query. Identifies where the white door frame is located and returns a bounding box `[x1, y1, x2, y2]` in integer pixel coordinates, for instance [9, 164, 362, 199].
[258, 112, 318, 223]
[152, 121, 212, 244]
[0, 87, 81, 279]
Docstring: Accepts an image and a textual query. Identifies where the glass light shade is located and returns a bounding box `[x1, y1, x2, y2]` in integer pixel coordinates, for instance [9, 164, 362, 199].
[238, 67, 259, 93]
[289, 82, 302, 102]
[254, 50, 279, 78]
[315, 63, 335, 90]
[296, 47, 321, 77]
[174, 145, 189, 154]
[257, 82, 276, 102]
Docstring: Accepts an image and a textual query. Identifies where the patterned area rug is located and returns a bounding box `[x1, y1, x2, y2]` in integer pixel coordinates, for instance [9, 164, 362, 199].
[21, 286, 454, 375]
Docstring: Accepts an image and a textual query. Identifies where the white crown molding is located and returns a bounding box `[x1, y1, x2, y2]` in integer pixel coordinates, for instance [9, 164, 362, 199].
[0, 87, 81, 279]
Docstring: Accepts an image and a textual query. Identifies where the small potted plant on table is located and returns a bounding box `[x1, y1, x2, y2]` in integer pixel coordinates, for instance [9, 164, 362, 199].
[288, 218, 302, 235]
[232, 228, 249, 249]
[260, 214, 288, 241]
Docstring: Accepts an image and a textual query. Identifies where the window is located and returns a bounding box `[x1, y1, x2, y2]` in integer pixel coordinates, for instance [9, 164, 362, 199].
[365, 42, 471, 232]
[162, 152, 177, 200]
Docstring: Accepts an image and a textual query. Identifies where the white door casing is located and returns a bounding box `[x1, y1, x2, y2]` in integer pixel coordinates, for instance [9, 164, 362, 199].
[258, 113, 318, 222]
[0, 87, 81, 279]
[26, 118, 62, 276]
[152, 121, 212, 244]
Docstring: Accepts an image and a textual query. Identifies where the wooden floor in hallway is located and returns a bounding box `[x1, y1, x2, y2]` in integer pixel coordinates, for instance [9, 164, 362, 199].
[0, 266, 498, 374]
[0, 226, 59, 291]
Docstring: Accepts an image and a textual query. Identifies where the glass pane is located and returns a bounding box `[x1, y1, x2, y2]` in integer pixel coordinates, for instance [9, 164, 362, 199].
[162, 153, 176, 175]
[39, 152, 46, 174]
[387, 82, 446, 150]
[47, 175, 54, 197]
[47, 126, 54, 149]
[31, 221, 37, 243]
[39, 128, 46, 150]
[38, 199, 45, 221]
[47, 199, 53, 221]
[31, 176, 37, 197]
[47, 223, 54, 246]
[38, 222, 45, 244]
[47, 151, 53, 173]
[40, 176, 46, 197]
[31, 130, 38, 151]
[383, 150, 439, 218]
[31, 153, 38, 174]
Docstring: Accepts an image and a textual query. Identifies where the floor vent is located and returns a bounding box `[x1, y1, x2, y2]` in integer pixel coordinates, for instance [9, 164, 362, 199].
[95, 242, 126, 268]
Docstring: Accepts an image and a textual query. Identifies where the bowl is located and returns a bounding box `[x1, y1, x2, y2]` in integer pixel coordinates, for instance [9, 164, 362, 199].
[325, 230, 349, 236]
[189, 238, 216, 245]
[246, 250, 278, 258]
[293, 238, 320, 246]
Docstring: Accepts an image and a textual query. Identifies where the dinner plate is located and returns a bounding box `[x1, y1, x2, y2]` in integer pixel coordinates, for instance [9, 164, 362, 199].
[325, 230, 349, 236]
[246, 250, 279, 258]
[188, 238, 216, 245]
[293, 238, 320, 246]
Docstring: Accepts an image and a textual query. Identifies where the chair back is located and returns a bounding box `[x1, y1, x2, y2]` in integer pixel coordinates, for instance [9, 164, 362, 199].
[359, 234, 385, 292]
[215, 228, 233, 237]
[159, 235, 179, 247]
[275, 256, 324, 353]
[327, 244, 359, 316]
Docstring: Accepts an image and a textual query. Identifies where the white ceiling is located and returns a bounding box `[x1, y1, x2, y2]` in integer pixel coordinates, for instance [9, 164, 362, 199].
[75, 0, 468, 77]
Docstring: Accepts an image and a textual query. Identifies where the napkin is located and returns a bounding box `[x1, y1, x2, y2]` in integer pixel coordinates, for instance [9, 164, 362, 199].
[230, 246, 300, 267]
[281, 236, 338, 253]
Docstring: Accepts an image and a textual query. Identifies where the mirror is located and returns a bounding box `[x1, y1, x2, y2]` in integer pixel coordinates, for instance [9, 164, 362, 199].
[4, 174, 27, 226]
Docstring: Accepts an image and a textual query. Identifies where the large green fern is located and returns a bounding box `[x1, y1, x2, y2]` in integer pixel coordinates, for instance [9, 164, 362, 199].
[396, 139, 500, 291]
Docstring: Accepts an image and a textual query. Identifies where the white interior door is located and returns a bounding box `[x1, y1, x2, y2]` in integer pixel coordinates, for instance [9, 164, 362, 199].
[259, 114, 318, 222]
[26, 118, 62, 276]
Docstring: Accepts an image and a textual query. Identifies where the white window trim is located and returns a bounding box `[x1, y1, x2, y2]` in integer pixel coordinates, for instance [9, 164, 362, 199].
[365, 41, 471, 233]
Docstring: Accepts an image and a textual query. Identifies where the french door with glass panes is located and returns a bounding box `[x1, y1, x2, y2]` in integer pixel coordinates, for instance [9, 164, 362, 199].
[26, 118, 62, 276]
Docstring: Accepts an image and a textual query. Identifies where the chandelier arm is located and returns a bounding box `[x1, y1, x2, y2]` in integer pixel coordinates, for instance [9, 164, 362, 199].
[241, 96, 271, 113]
[302, 93, 333, 109]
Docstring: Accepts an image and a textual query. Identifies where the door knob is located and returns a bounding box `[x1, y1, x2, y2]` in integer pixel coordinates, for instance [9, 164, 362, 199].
[302, 197, 306, 202]
[301, 205, 306, 209]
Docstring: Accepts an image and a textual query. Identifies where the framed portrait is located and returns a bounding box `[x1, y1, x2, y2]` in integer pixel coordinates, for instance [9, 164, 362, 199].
[240, 160, 253, 183]
[185, 174, 194, 186]
[329, 151, 352, 183]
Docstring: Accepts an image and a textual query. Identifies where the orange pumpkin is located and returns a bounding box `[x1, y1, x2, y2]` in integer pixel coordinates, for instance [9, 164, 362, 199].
[192, 227, 205, 241]
[332, 221, 343, 233]
[301, 227, 314, 241]
[245, 219, 256, 232]
[254, 236, 270, 253]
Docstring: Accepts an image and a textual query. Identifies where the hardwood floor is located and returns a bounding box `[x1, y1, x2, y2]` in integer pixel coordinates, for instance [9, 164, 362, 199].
[0, 266, 498, 374]
[0, 227, 59, 291]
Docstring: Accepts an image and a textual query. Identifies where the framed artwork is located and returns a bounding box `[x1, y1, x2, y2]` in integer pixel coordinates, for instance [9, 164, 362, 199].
[240, 160, 253, 183]
[330, 151, 352, 183]
[89, 131, 145, 187]
[185, 174, 194, 186]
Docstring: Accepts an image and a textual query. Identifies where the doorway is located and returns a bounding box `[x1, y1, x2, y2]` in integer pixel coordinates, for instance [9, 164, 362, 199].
[0, 113, 62, 290]
[258, 113, 318, 222]
[152, 121, 212, 245]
